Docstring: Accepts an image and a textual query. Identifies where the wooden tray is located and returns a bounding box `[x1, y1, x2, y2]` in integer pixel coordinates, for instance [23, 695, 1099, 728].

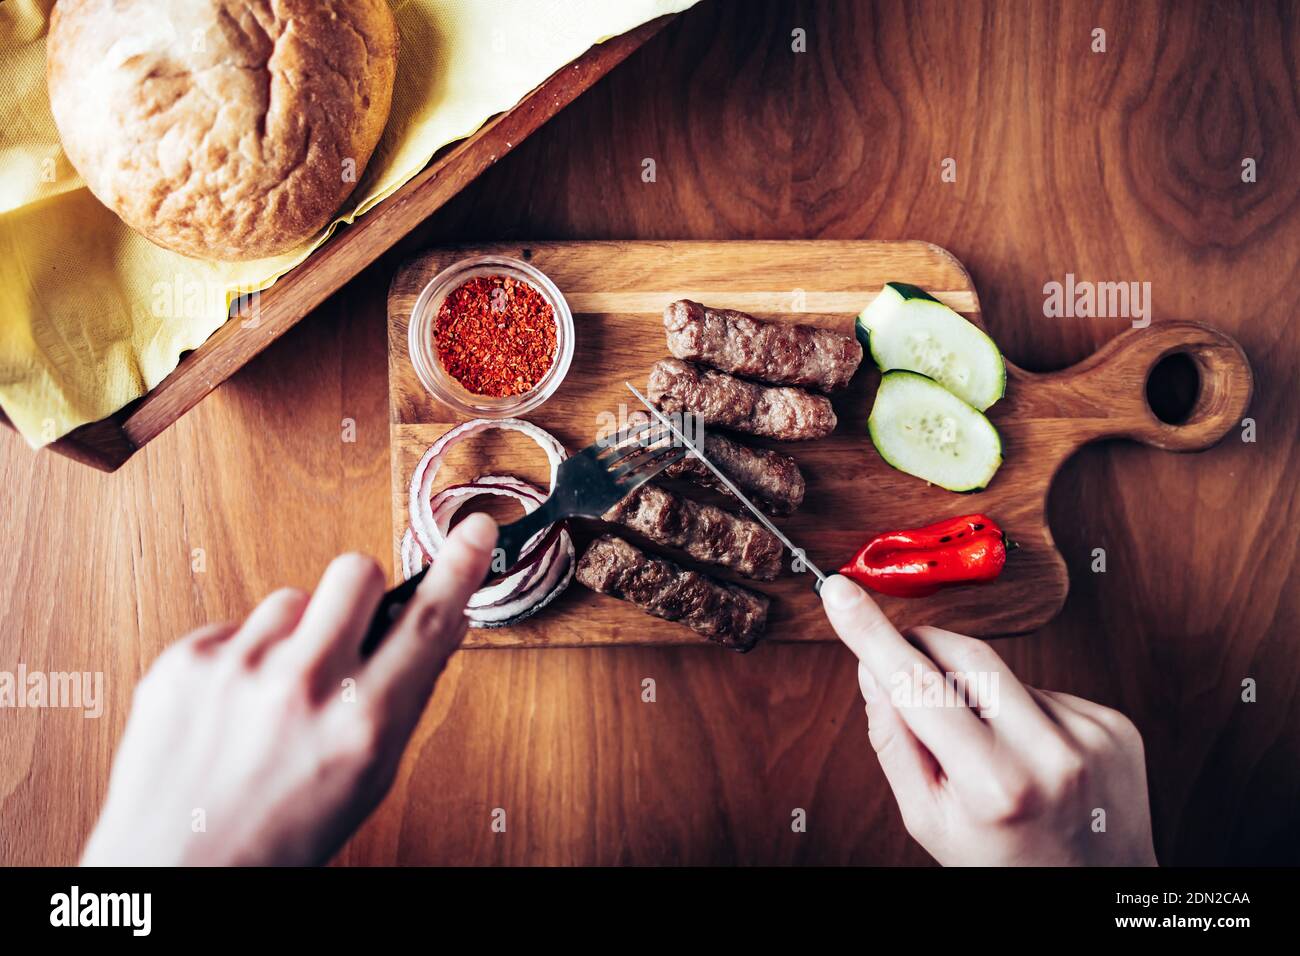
[387, 240, 1253, 647]
[17, 15, 676, 472]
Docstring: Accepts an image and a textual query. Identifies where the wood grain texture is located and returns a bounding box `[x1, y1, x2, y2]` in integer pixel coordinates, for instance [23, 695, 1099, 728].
[8, 14, 677, 473]
[387, 240, 1249, 648]
[2, 0, 1297, 866]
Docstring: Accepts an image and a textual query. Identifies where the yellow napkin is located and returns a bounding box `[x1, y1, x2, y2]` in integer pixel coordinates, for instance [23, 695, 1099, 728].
[0, 0, 697, 447]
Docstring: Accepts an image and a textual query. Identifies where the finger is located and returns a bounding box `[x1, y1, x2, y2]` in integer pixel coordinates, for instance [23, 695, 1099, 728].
[905, 625, 1066, 754]
[178, 620, 239, 655]
[284, 553, 386, 674]
[1034, 687, 1122, 725]
[821, 574, 993, 777]
[1026, 687, 1112, 750]
[228, 587, 310, 665]
[859, 661, 942, 813]
[365, 512, 498, 713]
[1031, 687, 1141, 750]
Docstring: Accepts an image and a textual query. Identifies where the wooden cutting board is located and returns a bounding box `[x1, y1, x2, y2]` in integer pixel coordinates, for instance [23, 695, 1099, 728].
[387, 240, 1252, 648]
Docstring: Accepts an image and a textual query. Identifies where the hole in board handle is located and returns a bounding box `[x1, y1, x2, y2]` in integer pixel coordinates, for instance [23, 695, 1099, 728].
[1145, 351, 1200, 425]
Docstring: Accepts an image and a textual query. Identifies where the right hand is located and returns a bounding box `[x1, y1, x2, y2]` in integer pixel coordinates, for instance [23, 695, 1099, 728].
[820, 574, 1157, 866]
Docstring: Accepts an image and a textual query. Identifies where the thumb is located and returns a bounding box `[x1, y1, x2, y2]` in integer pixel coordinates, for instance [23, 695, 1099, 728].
[821, 573, 913, 681]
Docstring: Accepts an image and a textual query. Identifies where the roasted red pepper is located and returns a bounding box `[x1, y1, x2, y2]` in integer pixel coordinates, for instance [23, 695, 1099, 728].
[840, 514, 1010, 599]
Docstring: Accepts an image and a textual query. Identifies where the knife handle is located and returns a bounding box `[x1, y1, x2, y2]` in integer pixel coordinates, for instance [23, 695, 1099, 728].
[360, 516, 539, 656]
[360, 568, 427, 657]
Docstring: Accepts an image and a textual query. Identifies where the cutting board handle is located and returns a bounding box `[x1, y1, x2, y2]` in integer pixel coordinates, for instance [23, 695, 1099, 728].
[1034, 320, 1253, 452]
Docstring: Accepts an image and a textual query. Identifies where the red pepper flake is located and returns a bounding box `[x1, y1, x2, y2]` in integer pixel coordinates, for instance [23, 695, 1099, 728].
[434, 275, 557, 397]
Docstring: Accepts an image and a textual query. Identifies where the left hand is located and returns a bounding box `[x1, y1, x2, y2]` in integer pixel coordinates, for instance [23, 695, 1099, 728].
[81, 513, 498, 866]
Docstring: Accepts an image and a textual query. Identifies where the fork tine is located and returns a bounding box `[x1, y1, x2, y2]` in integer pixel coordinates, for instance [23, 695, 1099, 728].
[602, 419, 654, 448]
[610, 444, 687, 487]
[595, 422, 675, 464]
[607, 440, 676, 477]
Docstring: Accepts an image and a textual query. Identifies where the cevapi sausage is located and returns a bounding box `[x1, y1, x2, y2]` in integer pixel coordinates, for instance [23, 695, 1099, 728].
[626, 410, 805, 515]
[602, 483, 784, 581]
[647, 359, 837, 441]
[664, 299, 862, 393]
[575, 534, 769, 652]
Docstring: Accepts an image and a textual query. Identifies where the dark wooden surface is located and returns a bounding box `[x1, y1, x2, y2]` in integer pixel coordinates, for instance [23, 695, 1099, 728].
[2, 0, 1297, 865]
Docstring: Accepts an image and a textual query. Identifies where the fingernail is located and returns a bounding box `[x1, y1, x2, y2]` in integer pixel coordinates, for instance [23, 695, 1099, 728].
[456, 512, 498, 551]
[821, 574, 863, 610]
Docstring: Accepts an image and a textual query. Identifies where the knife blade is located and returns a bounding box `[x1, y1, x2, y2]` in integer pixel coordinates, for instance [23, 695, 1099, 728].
[625, 381, 827, 591]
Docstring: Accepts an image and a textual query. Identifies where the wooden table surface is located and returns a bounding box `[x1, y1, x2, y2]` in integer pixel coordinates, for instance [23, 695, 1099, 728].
[3, 0, 1297, 866]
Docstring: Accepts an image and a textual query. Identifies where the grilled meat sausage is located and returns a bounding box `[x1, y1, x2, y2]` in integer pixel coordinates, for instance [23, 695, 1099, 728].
[626, 410, 805, 514]
[576, 534, 769, 652]
[665, 299, 863, 393]
[602, 483, 784, 580]
[647, 359, 837, 441]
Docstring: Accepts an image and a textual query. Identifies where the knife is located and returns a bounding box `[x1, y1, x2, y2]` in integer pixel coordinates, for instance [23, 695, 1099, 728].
[625, 381, 827, 592]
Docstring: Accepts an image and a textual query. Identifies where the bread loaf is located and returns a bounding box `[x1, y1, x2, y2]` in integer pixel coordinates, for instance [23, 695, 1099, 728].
[47, 0, 399, 261]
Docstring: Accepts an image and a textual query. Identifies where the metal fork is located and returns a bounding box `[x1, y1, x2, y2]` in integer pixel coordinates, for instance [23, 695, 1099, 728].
[362, 420, 686, 654]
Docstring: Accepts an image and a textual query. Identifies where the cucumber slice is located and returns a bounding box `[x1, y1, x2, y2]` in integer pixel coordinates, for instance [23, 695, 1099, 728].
[868, 371, 1003, 492]
[857, 282, 1006, 411]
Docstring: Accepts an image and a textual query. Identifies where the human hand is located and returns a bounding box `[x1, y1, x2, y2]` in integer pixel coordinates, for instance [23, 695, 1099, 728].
[820, 574, 1157, 866]
[81, 513, 498, 867]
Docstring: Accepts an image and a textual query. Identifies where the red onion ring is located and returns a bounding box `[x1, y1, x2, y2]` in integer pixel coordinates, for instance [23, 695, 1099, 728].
[409, 418, 563, 558]
[402, 420, 572, 628]
[425, 479, 550, 607]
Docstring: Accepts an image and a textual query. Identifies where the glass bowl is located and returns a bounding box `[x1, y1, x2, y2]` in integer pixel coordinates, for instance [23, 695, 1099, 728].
[408, 255, 574, 418]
